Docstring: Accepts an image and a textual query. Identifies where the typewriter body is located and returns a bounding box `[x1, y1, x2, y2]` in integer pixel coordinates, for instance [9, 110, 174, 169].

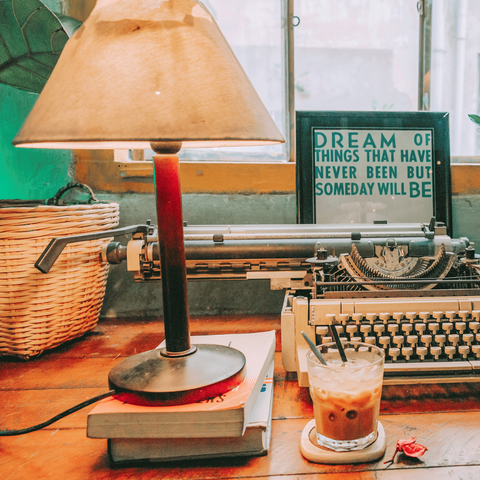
[97, 217, 480, 385]
[278, 221, 480, 386]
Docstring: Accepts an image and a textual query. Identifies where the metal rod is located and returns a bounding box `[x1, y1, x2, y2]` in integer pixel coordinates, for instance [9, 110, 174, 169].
[318, 278, 480, 286]
[418, 0, 425, 110]
[418, 0, 432, 110]
[184, 232, 429, 241]
[282, 0, 295, 163]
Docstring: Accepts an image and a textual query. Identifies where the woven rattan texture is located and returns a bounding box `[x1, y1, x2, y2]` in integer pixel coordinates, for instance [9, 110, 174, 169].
[0, 203, 119, 358]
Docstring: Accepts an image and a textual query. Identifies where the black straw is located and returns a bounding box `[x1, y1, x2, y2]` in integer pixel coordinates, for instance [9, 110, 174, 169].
[330, 325, 348, 363]
[301, 331, 327, 365]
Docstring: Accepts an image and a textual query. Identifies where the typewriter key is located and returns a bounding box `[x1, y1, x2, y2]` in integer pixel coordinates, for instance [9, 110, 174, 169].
[402, 346, 413, 360]
[316, 326, 329, 337]
[393, 335, 404, 348]
[459, 345, 470, 359]
[421, 334, 433, 346]
[401, 324, 413, 335]
[379, 313, 390, 323]
[448, 334, 459, 346]
[454, 322, 466, 334]
[360, 325, 371, 335]
[414, 323, 427, 335]
[445, 345, 456, 359]
[374, 324, 385, 335]
[346, 325, 358, 336]
[387, 324, 399, 335]
[416, 346, 428, 360]
[442, 322, 454, 334]
[428, 322, 440, 334]
[389, 348, 400, 361]
[406, 312, 416, 322]
[469, 321, 480, 333]
[407, 335, 418, 346]
[379, 336, 391, 348]
[430, 346, 442, 360]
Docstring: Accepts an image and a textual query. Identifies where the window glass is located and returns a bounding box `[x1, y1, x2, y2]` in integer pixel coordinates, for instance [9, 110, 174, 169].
[292, 0, 480, 158]
[430, 0, 480, 157]
[293, 0, 419, 113]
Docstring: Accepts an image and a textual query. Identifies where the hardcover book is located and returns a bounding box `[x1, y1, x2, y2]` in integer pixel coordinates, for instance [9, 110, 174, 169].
[87, 330, 276, 439]
[107, 361, 274, 463]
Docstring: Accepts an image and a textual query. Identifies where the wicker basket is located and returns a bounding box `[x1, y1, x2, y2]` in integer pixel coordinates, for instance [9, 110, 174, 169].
[0, 195, 119, 359]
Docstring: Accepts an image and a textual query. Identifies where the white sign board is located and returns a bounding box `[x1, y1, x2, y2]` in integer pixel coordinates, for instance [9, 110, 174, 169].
[313, 129, 433, 224]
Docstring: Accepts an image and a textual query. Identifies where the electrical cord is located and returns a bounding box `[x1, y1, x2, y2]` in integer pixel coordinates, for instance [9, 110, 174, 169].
[0, 390, 116, 436]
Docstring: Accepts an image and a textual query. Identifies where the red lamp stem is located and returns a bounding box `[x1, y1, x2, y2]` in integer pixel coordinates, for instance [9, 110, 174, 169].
[153, 154, 191, 354]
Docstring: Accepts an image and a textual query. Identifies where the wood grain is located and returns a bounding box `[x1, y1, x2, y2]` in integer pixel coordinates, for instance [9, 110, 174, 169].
[2, 414, 480, 480]
[2, 315, 480, 479]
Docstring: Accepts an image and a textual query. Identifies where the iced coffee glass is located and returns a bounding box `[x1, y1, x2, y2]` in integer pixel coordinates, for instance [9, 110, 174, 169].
[306, 341, 384, 452]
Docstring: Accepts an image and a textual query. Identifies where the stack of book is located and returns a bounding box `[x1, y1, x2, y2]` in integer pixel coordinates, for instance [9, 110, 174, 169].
[87, 330, 276, 464]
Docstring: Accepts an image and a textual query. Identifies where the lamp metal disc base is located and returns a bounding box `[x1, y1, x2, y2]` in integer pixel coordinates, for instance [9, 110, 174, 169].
[300, 420, 386, 464]
[108, 344, 246, 406]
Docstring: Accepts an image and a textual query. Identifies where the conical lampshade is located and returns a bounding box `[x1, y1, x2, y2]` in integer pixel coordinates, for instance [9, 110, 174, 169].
[14, 0, 284, 149]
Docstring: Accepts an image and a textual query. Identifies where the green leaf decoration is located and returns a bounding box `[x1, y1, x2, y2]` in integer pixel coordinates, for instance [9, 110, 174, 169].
[0, 0, 82, 94]
[468, 114, 480, 127]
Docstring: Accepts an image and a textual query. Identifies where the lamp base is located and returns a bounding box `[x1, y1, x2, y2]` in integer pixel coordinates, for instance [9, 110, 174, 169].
[108, 344, 246, 406]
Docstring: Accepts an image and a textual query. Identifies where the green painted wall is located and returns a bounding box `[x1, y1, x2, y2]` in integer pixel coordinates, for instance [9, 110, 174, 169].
[0, 0, 72, 201]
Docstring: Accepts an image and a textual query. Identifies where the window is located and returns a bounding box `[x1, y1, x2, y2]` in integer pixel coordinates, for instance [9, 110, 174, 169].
[290, 0, 480, 158]
[83, 0, 480, 194]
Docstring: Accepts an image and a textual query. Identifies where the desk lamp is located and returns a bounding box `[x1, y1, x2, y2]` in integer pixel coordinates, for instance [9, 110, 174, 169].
[13, 0, 284, 406]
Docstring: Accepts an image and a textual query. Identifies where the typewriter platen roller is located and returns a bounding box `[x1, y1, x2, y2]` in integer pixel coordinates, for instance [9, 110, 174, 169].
[97, 217, 480, 385]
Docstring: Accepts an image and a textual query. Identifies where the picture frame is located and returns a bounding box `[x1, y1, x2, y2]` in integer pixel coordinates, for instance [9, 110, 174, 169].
[296, 111, 452, 236]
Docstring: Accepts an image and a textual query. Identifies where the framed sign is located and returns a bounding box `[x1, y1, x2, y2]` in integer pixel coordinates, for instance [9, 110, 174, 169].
[296, 111, 452, 236]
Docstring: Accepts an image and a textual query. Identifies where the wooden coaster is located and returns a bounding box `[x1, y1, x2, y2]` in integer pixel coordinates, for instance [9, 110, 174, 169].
[300, 420, 386, 464]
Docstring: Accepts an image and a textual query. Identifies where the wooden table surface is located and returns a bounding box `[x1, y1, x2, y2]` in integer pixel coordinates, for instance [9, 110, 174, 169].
[2, 315, 480, 480]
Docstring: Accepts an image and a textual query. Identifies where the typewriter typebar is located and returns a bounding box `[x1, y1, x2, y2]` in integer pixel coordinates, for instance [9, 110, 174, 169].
[99, 219, 480, 385]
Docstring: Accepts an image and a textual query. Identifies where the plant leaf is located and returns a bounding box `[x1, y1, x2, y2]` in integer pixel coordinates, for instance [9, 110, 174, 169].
[468, 114, 480, 126]
[0, 0, 82, 94]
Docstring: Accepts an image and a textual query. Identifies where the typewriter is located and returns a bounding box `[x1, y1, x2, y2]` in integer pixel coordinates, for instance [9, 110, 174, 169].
[90, 217, 478, 386]
[277, 220, 480, 386]
[36, 215, 480, 386]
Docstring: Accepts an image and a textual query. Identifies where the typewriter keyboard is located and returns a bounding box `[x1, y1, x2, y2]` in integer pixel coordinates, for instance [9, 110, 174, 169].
[311, 299, 480, 380]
